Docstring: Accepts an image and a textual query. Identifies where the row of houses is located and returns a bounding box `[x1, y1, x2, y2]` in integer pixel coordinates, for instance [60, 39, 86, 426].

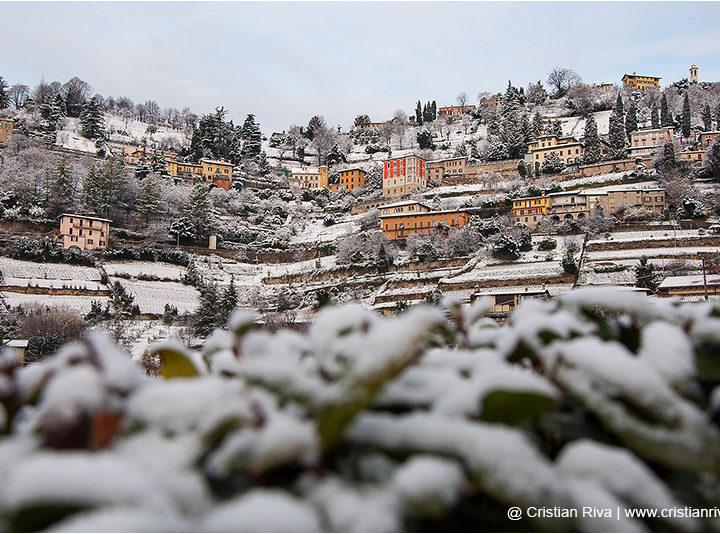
[288, 165, 367, 193]
[512, 187, 666, 227]
[122, 146, 234, 191]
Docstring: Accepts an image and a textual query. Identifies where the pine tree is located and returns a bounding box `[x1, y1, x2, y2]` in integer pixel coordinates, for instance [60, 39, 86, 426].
[150, 149, 167, 176]
[531, 112, 543, 138]
[681, 93, 691, 139]
[184, 184, 212, 241]
[707, 139, 720, 179]
[257, 152, 270, 176]
[240, 114, 261, 159]
[716, 102, 720, 129]
[702, 103, 713, 132]
[541, 151, 565, 175]
[661, 94, 671, 127]
[615, 94, 624, 117]
[193, 283, 220, 337]
[651, 103, 660, 128]
[80, 96, 105, 139]
[217, 277, 238, 326]
[415, 101, 423, 125]
[84, 157, 126, 218]
[552, 119, 562, 138]
[635, 256, 659, 292]
[47, 94, 66, 131]
[431, 101, 437, 121]
[608, 110, 627, 160]
[0, 76, 8, 109]
[137, 174, 163, 225]
[625, 99, 638, 139]
[46, 157, 75, 219]
[662, 142, 676, 171]
[582, 114, 602, 164]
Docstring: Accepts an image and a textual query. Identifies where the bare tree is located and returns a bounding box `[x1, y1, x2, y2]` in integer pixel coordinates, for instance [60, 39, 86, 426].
[547, 67, 582, 98]
[8, 84, 29, 110]
[457, 92, 469, 113]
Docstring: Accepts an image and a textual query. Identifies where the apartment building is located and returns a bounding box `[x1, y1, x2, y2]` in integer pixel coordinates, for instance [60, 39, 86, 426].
[382, 155, 426, 198]
[328, 168, 366, 192]
[525, 135, 584, 166]
[200, 159, 233, 191]
[512, 196, 550, 226]
[622, 73, 661, 90]
[289, 166, 329, 190]
[380, 208, 470, 240]
[378, 200, 431, 217]
[426, 156, 468, 182]
[628, 127, 674, 158]
[59, 214, 111, 250]
[0, 119, 13, 143]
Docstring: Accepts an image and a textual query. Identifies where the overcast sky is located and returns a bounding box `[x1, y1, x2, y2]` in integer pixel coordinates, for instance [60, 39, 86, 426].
[1, 1, 719, 133]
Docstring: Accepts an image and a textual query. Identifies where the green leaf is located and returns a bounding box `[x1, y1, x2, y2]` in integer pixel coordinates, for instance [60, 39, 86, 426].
[481, 390, 558, 425]
[155, 346, 200, 379]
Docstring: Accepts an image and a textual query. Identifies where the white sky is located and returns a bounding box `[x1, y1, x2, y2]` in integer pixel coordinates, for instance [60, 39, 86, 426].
[1, 1, 719, 134]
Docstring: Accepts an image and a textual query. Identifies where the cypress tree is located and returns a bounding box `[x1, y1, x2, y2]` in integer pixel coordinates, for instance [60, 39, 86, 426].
[552, 119, 562, 138]
[625, 99, 638, 139]
[661, 94, 671, 127]
[662, 142, 676, 171]
[608, 111, 627, 160]
[46, 157, 75, 219]
[615, 94, 624, 116]
[681, 93, 691, 139]
[0, 76, 8, 109]
[582, 114, 602, 164]
[651, 103, 660, 128]
[431, 101, 437, 121]
[415, 101, 423, 125]
[702, 103, 713, 132]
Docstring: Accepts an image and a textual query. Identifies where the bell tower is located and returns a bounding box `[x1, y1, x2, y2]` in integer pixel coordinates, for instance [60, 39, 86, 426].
[690, 65, 699, 83]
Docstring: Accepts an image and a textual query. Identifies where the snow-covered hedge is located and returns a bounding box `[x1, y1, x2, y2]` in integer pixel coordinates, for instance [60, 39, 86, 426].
[1, 289, 720, 531]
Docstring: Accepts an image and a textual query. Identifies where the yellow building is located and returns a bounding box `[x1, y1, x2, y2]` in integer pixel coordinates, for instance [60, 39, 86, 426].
[525, 135, 584, 167]
[512, 196, 550, 226]
[289, 166, 329, 190]
[200, 159, 233, 191]
[0, 119, 13, 143]
[622, 73, 661, 90]
[426, 157, 468, 183]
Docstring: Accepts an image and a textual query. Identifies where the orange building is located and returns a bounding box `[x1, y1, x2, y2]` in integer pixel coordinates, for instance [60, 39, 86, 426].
[200, 159, 233, 191]
[0, 119, 13, 143]
[329, 168, 366, 192]
[438, 105, 476, 118]
[380, 209, 471, 240]
[622, 73, 661, 90]
[383, 155, 426, 198]
[290, 166, 329, 190]
[59, 214, 111, 250]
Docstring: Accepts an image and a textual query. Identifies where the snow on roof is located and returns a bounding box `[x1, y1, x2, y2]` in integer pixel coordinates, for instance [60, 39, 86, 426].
[658, 275, 720, 289]
[378, 200, 431, 210]
[6, 339, 28, 348]
[200, 159, 233, 166]
[60, 213, 112, 223]
[379, 208, 469, 219]
[472, 284, 573, 297]
[291, 166, 324, 174]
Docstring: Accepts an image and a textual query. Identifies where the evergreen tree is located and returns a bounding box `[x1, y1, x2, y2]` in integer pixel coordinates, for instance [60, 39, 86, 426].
[551, 119, 563, 138]
[531, 111, 544, 138]
[541, 151, 565, 175]
[608, 110, 627, 160]
[217, 277, 238, 325]
[415, 101, 423, 125]
[80, 96, 105, 139]
[137, 174, 163, 225]
[256, 152, 270, 176]
[707, 138, 720, 179]
[702, 103, 713, 131]
[416, 131, 435, 150]
[681, 93, 691, 139]
[651, 103, 660, 128]
[306, 115, 323, 141]
[241, 114, 262, 159]
[150, 149, 167, 176]
[46, 94, 66, 131]
[169, 217, 195, 245]
[625, 99, 638, 139]
[0, 76, 8, 109]
[662, 142, 676, 172]
[582, 114, 602, 164]
[193, 283, 220, 337]
[184, 184, 212, 241]
[661, 94, 672, 127]
[716, 102, 720, 129]
[189, 107, 238, 163]
[635, 256, 659, 292]
[83, 157, 126, 218]
[615, 94, 624, 117]
[46, 157, 75, 219]
[422, 102, 432, 123]
[431, 101, 437, 121]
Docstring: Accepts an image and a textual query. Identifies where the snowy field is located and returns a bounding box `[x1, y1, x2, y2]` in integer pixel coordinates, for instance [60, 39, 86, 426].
[110, 278, 200, 315]
[587, 246, 720, 261]
[1, 291, 109, 313]
[103, 261, 187, 281]
[0, 257, 101, 281]
[290, 216, 361, 245]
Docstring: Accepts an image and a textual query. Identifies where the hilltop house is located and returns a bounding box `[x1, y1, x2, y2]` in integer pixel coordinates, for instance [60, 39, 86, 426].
[622, 73, 661, 90]
[59, 214, 111, 250]
[382, 155, 427, 198]
[378, 200, 431, 217]
[438, 105, 476, 118]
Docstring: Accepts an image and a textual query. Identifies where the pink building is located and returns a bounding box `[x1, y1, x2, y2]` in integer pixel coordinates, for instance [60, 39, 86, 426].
[59, 214, 111, 250]
[382, 155, 427, 198]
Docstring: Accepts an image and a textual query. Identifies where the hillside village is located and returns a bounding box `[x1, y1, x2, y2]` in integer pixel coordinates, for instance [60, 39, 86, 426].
[1, 65, 720, 362]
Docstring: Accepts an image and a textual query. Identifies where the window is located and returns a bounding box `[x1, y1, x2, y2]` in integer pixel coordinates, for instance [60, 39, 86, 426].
[71, 236, 78, 242]
[87, 239, 93, 245]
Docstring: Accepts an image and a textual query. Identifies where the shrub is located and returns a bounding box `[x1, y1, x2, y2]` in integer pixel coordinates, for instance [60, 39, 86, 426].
[16, 305, 86, 362]
[538, 238, 557, 250]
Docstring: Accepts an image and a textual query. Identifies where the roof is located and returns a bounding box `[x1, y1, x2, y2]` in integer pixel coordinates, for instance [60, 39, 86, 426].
[6, 339, 28, 348]
[379, 208, 469, 219]
[291, 166, 325, 174]
[622, 73, 661, 80]
[384, 154, 425, 163]
[200, 159, 233, 166]
[658, 275, 720, 290]
[512, 195, 547, 202]
[378, 200, 431, 210]
[473, 287, 549, 297]
[60, 214, 112, 223]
